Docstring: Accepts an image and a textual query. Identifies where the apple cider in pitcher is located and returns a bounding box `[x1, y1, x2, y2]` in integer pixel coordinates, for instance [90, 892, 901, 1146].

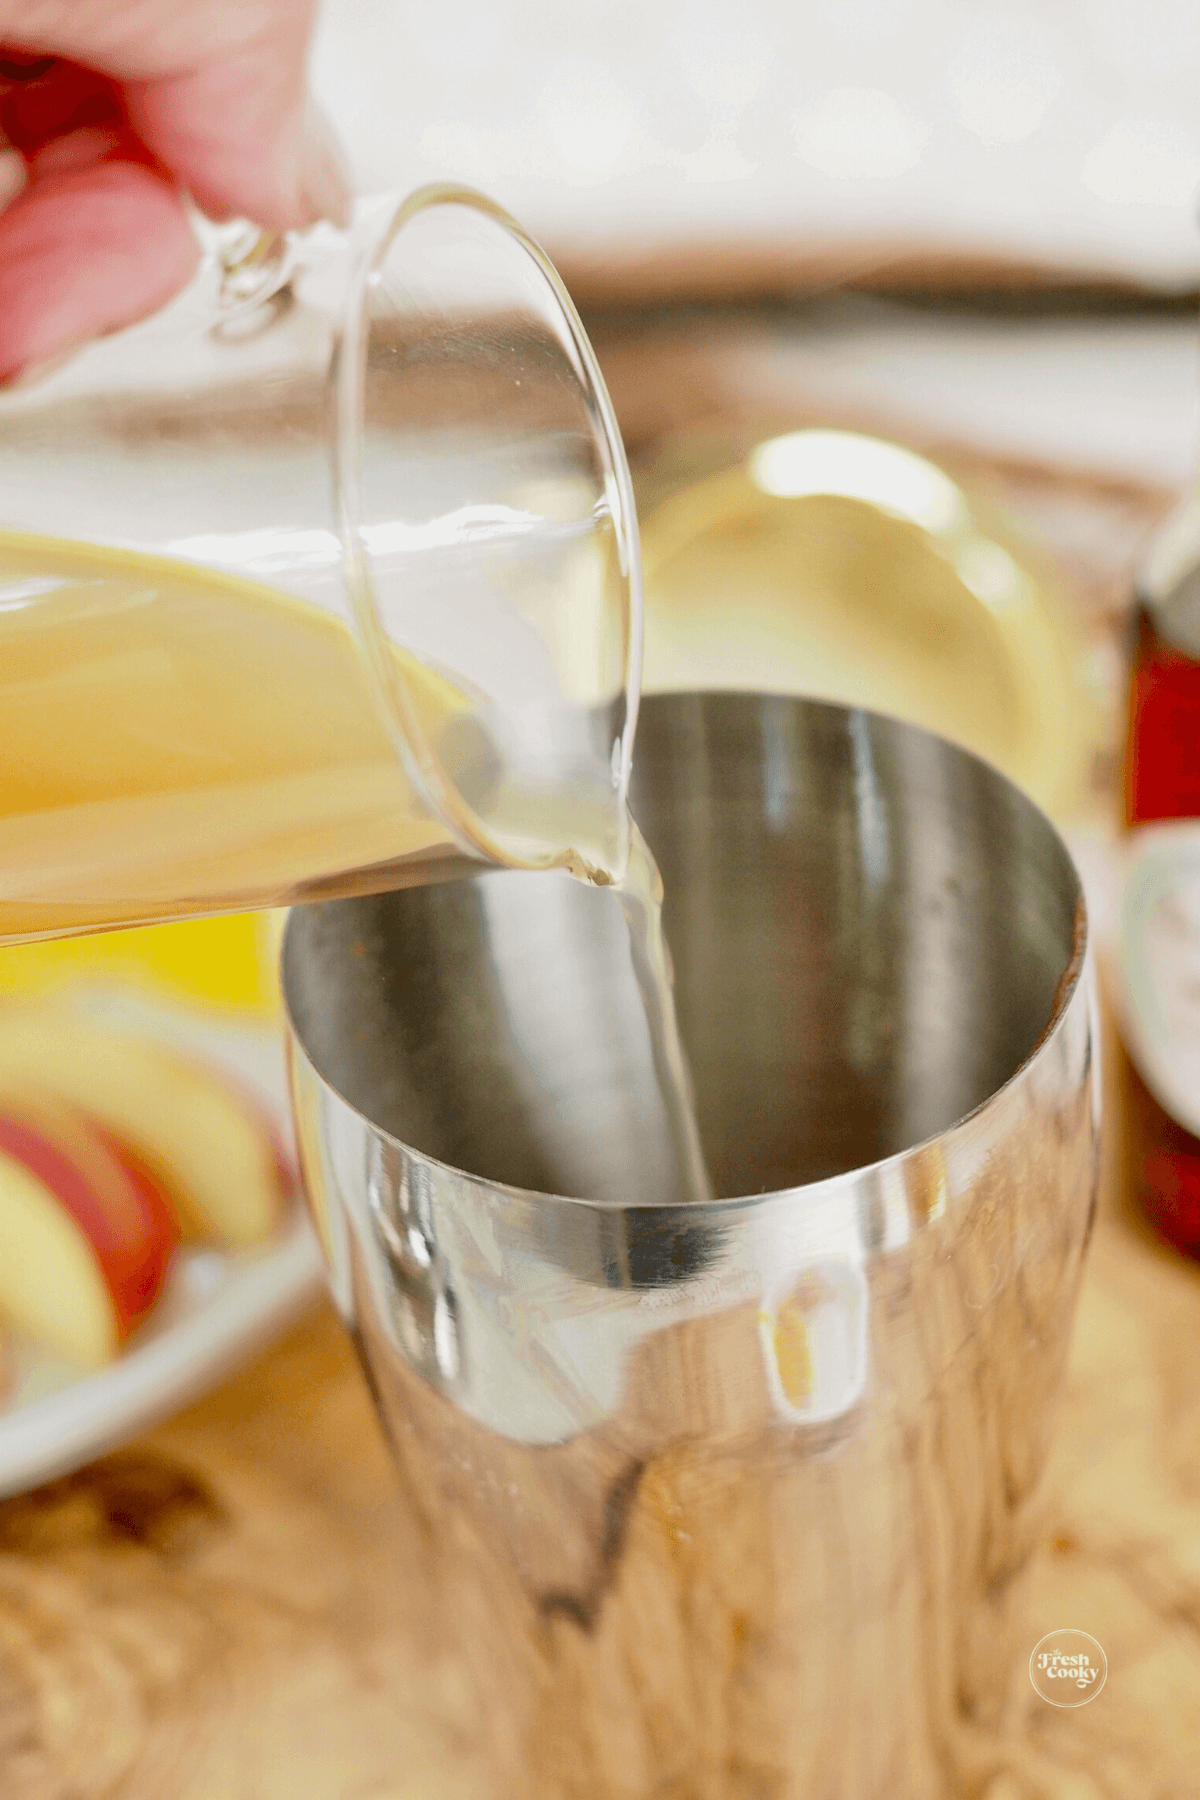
[0, 531, 482, 941]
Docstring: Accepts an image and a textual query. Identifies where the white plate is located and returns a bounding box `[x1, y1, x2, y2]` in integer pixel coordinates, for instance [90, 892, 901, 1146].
[0, 992, 326, 1498]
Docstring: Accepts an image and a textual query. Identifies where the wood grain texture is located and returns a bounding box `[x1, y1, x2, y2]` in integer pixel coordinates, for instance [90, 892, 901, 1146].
[0, 1312, 485, 1800]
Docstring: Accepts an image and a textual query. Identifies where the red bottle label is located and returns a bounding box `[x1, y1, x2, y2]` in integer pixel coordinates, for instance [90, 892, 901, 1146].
[1124, 598, 1200, 1258]
[1127, 605, 1200, 824]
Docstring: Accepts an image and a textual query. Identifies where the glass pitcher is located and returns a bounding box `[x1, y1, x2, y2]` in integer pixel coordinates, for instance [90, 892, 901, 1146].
[0, 186, 642, 942]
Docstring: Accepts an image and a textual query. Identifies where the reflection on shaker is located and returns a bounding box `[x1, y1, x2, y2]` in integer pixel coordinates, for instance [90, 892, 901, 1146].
[758, 1260, 870, 1425]
[365, 1134, 464, 1392]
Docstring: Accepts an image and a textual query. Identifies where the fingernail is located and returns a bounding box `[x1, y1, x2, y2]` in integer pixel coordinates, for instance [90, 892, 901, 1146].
[0, 145, 26, 212]
[27, 125, 122, 183]
[298, 101, 352, 229]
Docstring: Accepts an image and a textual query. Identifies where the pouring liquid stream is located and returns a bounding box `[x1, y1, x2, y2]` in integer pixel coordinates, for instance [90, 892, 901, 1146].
[617, 822, 713, 1204]
[0, 530, 712, 1206]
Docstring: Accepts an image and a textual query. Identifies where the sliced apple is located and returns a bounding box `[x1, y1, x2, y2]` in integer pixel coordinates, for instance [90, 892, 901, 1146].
[93, 1126, 183, 1280]
[0, 1095, 179, 1365]
[0, 1010, 287, 1247]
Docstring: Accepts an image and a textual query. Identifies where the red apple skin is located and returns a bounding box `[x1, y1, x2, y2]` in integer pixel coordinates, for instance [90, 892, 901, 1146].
[113, 1052, 293, 1244]
[92, 1127, 183, 1316]
[0, 1013, 288, 1247]
[0, 1099, 178, 1339]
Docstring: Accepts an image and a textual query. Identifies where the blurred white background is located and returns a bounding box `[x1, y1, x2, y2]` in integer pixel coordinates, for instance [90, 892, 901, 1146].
[313, 0, 1200, 289]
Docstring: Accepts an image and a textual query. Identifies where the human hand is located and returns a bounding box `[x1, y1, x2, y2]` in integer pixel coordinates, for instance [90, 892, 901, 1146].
[0, 0, 349, 381]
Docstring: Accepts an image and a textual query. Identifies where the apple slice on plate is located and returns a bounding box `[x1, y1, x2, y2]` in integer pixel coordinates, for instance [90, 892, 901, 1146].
[0, 1009, 287, 1248]
[0, 1093, 179, 1367]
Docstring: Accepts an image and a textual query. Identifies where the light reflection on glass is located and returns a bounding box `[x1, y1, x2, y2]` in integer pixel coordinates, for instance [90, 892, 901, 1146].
[749, 429, 964, 534]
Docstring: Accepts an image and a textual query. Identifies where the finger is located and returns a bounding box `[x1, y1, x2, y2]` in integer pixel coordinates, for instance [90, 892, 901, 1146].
[25, 122, 125, 182]
[129, 77, 350, 230]
[124, 11, 349, 229]
[0, 143, 23, 209]
[0, 159, 198, 382]
[0, 0, 348, 228]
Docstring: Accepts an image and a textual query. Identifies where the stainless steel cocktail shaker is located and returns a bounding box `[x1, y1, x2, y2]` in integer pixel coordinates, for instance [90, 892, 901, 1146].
[284, 693, 1097, 1799]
